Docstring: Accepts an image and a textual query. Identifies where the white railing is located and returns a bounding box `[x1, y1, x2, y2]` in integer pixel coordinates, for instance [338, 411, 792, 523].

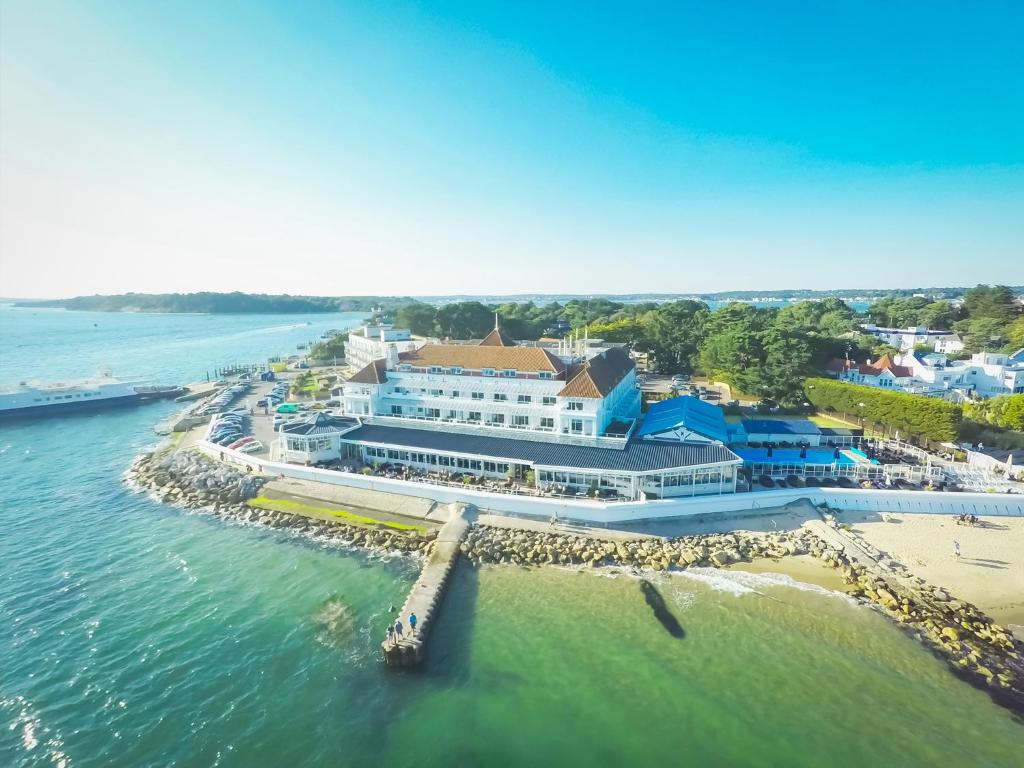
[363, 415, 631, 449]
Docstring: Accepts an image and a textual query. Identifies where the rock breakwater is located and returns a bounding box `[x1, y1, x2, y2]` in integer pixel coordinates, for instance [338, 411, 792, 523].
[806, 520, 1024, 717]
[459, 525, 814, 569]
[125, 449, 431, 557]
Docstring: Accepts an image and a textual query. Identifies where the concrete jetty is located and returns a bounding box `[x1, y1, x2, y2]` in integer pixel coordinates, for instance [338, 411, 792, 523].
[382, 503, 469, 667]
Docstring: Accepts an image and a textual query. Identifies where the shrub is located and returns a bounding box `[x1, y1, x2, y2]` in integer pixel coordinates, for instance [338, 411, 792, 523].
[804, 378, 961, 444]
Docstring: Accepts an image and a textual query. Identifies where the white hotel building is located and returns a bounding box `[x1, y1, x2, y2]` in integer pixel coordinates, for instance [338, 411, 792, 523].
[345, 324, 425, 372]
[327, 322, 742, 500]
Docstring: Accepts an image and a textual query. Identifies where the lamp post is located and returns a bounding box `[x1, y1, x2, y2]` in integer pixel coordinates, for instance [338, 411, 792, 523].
[857, 402, 866, 429]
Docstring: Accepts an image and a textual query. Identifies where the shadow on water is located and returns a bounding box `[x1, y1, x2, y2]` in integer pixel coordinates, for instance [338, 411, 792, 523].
[423, 560, 481, 685]
[639, 580, 685, 639]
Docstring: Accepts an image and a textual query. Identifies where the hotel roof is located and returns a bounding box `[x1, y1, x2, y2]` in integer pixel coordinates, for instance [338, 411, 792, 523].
[344, 422, 740, 472]
[348, 358, 388, 384]
[479, 325, 517, 347]
[637, 395, 728, 442]
[398, 344, 567, 374]
[558, 347, 634, 398]
[740, 419, 822, 436]
[280, 413, 359, 436]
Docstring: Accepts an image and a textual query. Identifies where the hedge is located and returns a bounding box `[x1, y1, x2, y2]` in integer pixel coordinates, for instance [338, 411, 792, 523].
[804, 378, 962, 444]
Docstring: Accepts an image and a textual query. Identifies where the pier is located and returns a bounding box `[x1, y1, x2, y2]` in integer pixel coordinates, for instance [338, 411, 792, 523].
[382, 503, 469, 667]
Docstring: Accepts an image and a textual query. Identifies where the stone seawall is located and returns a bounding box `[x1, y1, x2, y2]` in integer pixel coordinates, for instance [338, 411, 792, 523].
[126, 449, 432, 557]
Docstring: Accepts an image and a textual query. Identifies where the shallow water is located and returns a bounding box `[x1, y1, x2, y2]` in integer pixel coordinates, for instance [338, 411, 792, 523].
[1, 307, 1021, 767]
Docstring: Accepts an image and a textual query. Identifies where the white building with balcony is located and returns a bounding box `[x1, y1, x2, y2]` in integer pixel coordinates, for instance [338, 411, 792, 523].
[333, 320, 740, 500]
[859, 324, 963, 354]
[345, 324, 424, 372]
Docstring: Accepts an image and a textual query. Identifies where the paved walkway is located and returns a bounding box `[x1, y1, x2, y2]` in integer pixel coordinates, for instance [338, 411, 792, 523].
[261, 478, 447, 525]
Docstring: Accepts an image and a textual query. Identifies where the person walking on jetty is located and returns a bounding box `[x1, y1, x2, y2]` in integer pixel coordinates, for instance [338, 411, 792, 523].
[395, 619, 404, 641]
[409, 613, 418, 636]
[386, 624, 395, 646]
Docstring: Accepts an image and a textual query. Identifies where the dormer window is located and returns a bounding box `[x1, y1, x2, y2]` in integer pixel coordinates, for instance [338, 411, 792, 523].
[538, 371, 553, 380]
[449, 367, 462, 375]
[502, 369, 517, 378]
[429, 366, 443, 374]
[482, 368, 495, 377]
[398, 364, 412, 372]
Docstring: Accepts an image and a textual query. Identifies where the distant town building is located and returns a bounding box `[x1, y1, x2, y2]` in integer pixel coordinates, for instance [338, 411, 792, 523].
[828, 349, 1024, 400]
[859, 324, 963, 354]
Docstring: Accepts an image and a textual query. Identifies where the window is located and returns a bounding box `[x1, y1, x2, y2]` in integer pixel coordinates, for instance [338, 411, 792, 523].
[471, 391, 484, 400]
[430, 389, 443, 396]
[502, 369, 517, 378]
[571, 419, 583, 433]
[538, 371, 553, 380]
[542, 396, 556, 406]
[399, 364, 412, 372]
[449, 367, 462, 375]
[390, 405, 403, 415]
[468, 411, 481, 421]
[451, 390, 460, 398]
[567, 401, 583, 411]
[447, 410, 457, 419]
[540, 417, 554, 429]
[493, 393, 507, 402]
[482, 368, 495, 377]
[513, 415, 529, 427]
[491, 414, 505, 424]
[426, 408, 440, 418]
[517, 394, 531, 404]
[429, 366, 443, 374]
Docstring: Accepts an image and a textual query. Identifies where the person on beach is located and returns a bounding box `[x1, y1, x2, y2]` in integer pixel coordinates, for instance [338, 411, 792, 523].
[953, 540, 961, 560]
[386, 624, 394, 646]
[395, 620, 404, 640]
[409, 613, 417, 635]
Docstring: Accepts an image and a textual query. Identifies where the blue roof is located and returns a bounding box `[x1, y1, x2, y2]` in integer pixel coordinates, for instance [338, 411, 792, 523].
[343, 423, 740, 473]
[740, 419, 822, 436]
[636, 395, 728, 443]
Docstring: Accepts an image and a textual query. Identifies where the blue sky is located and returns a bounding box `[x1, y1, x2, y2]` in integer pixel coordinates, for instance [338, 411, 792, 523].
[1, 0, 1021, 297]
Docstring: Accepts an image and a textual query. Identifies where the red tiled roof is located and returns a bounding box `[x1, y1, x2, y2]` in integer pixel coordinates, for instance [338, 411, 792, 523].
[398, 344, 566, 374]
[558, 347, 634, 398]
[479, 327, 517, 347]
[858, 354, 913, 378]
[348, 358, 388, 384]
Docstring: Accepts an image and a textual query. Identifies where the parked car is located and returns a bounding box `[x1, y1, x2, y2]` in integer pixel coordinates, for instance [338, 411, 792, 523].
[239, 441, 264, 454]
[228, 437, 257, 450]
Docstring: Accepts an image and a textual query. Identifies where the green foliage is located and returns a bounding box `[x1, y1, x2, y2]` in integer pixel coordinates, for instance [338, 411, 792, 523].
[308, 335, 345, 362]
[963, 284, 1017, 323]
[963, 394, 1024, 432]
[394, 304, 440, 335]
[804, 378, 962, 443]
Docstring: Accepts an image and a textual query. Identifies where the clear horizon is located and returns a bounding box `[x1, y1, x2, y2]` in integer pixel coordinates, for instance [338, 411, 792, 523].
[1, 1, 1022, 298]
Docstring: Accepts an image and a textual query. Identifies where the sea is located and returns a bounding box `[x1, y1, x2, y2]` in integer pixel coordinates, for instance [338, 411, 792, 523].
[0, 306, 1020, 767]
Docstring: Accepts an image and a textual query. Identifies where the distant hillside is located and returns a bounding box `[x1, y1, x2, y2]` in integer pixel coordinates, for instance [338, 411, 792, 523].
[15, 292, 419, 314]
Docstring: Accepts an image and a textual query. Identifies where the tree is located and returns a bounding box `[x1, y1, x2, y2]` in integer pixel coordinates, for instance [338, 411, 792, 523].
[647, 300, 710, 372]
[435, 302, 494, 339]
[963, 284, 1017, 323]
[394, 304, 439, 336]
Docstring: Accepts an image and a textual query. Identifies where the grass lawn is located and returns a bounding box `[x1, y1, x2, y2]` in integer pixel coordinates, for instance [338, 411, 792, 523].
[806, 413, 857, 428]
[248, 496, 427, 533]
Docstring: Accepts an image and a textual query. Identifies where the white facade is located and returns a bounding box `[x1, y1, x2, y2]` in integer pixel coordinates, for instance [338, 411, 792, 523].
[342, 345, 640, 444]
[345, 324, 424, 372]
[860, 324, 963, 353]
[840, 350, 1024, 400]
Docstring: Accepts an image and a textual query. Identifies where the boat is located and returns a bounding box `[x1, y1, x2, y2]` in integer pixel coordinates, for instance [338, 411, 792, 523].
[0, 375, 182, 420]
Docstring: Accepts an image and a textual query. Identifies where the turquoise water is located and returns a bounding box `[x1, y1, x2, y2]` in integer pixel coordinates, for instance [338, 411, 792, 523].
[1, 307, 1021, 767]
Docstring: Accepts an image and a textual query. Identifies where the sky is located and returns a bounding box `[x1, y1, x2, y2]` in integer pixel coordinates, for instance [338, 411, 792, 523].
[0, 0, 1022, 299]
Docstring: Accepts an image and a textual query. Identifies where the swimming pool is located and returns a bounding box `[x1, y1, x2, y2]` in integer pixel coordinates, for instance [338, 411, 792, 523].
[732, 447, 877, 466]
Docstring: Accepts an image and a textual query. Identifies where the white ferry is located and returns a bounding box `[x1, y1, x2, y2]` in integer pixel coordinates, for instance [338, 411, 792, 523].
[0, 375, 183, 419]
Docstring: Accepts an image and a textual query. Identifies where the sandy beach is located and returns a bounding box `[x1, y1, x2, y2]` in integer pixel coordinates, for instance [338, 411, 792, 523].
[843, 513, 1024, 635]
